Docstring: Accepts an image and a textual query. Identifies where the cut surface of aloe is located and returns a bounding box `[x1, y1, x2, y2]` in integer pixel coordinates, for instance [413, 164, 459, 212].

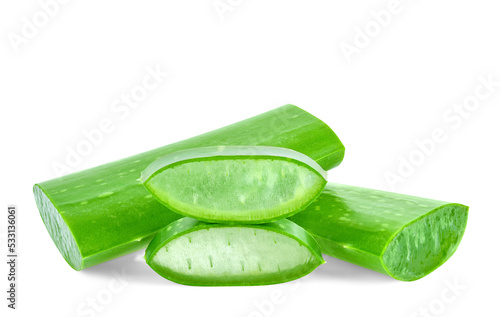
[289, 183, 468, 281]
[145, 218, 324, 286]
[33, 105, 345, 270]
[141, 146, 327, 223]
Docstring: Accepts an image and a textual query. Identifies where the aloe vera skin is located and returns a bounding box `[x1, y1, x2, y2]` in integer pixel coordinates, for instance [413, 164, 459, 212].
[33, 105, 345, 271]
[141, 146, 327, 224]
[289, 183, 468, 281]
[145, 218, 325, 286]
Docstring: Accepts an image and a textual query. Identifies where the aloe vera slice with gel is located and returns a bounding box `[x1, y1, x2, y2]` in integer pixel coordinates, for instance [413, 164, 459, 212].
[141, 146, 327, 223]
[33, 105, 345, 270]
[145, 218, 325, 286]
[289, 183, 468, 281]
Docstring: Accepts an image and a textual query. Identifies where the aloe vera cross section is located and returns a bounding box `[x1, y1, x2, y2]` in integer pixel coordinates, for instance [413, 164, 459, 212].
[145, 218, 324, 286]
[33, 105, 345, 270]
[289, 183, 468, 281]
[141, 146, 327, 223]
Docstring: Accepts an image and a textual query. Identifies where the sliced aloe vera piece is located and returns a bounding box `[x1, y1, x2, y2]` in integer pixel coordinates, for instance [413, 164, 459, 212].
[33, 105, 345, 270]
[289, 183, 468, 281]
[140, 146, 327, 223]
[145, 218, 324, 286]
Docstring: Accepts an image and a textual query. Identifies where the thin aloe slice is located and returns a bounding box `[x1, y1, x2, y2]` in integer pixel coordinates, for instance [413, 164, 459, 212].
[140, 146, 327, 223]
[289, 183, 468, 281]
[33, 105, 345, 270]
[145, 218, 324, 286]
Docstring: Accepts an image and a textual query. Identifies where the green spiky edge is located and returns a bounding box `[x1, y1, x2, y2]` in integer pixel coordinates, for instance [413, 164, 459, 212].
[145, 218, 325, 286]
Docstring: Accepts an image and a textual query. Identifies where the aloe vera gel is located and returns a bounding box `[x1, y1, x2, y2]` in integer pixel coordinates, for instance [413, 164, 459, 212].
[141, 146, 327, 223]
[145, 218, 324, 286]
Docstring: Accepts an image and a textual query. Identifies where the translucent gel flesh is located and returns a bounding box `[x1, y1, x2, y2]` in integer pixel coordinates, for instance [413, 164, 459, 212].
[146, 159, 325, 222]
[150, 227, 318, 285]
[382, 205, 468, 281]
[34, 186, 82, 270]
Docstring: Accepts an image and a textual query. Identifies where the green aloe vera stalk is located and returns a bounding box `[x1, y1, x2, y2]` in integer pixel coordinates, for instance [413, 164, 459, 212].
[289, 183, 468, 281]
[33, 105, 345, 271]
[140, 146, 327, 223]
[145, 218, 324, 286]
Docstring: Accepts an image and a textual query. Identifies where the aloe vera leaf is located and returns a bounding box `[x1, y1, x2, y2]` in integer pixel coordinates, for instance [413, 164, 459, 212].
[140, 146, 327, 223]
[145, 218, 324, 286]
[33, 105, 344, 270]
[289, 183, 468, 281]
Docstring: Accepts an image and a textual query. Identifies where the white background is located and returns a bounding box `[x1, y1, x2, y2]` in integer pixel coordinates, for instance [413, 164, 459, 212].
[1, 1, 499, 316]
